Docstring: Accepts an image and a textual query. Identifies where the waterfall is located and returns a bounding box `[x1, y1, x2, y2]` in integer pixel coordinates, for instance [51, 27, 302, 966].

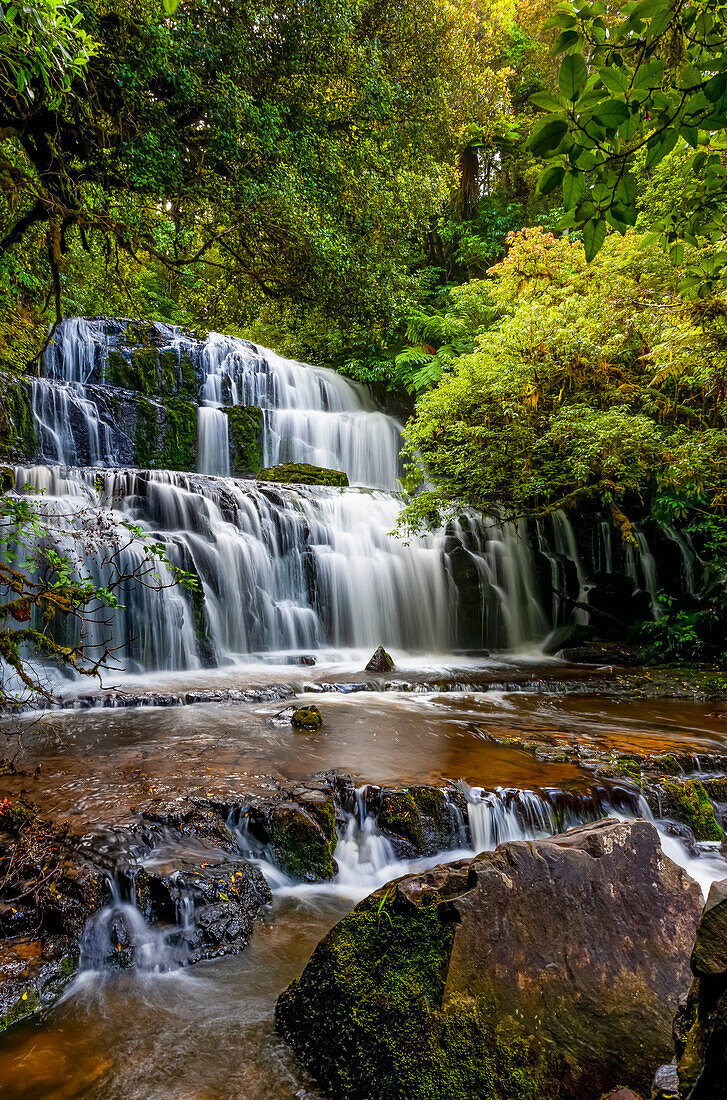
[1, 316, 684, 690]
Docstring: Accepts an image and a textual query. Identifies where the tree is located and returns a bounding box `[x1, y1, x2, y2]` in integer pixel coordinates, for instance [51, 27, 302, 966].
[0, 481, 196, 708]
[0, 0, 494, 354]
[528, 0, 727, 280]
[398, 227, 727, 536]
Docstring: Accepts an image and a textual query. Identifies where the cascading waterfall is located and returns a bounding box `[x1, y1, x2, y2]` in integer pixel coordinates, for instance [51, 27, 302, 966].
[2, 316, 687, 690]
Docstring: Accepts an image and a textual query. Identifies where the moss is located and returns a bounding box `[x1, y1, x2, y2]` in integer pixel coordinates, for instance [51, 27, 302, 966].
[158, 349, 178, 395]
[132, 348, 159, 395]
[225, 406, 264, 475]
[0, 377, 36, 461]
[291, 705, 323, 731]
[408, 786, 456, 852]
[0, 987, 41, 1035]
[107, 349, 134, 389]
[258, 462, 349, 487]
[134, 397, 197, 471]
[135, 396, 162, 468]
[263, 802, 336, 881]
[124, 321, 156, 347]
[160, 398, 197, 471]
[0, 465, 15, 492]
[377, 791, 426, 851]
[180, 355, 198, 399]
[661, 778, 724, 841]
[276, 887, 543, 1099]
[702, 777, 727, 802]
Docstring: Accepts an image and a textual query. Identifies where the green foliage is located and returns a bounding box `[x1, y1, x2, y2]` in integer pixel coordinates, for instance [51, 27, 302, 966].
[531, 0, 727, 280]
[399, 228, 727, 534]
[0, 0, 97, 107]
[225, 406, 263, 476]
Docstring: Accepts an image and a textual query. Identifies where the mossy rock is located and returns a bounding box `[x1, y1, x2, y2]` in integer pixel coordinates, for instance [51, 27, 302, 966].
[253, 801, 336, 881]
[365, 645, 394, 673]
[291, 705, 323, 732]
[657, 778, 724, 841]
[134, 396, 197, 471]
[258, 463, 349, 487]
[276, 820, 702, 1100]
[0, 376, 36, 462]
[0, 465, 15, 493]
[225, 405, 264, 475]
[702, 777, 727, 803]
[376, 790, 426, 852]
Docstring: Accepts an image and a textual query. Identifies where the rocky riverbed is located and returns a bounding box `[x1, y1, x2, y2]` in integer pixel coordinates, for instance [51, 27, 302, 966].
[2, 660, 727, 1097]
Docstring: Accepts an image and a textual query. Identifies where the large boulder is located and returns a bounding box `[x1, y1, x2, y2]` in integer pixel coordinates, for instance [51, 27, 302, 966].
[674, 878, 727, 1100]
[276, 819, 702, 1100]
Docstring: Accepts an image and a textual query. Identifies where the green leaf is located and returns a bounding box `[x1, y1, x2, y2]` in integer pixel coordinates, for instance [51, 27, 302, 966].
[633, 59, 664, 88]
[529, 117, 569, 157]
[529, 91, 563, 111]
[582, 217, 607, 261]
[540, 164, 565, 194]
[592, 98, 629, 128]
[644, 127, 678, 167]
[599, 67, 629, 96]
[162, 0, 181, 13]
[559, 53, 588, 101]
[706, 74, 727, 103]
[552, 29, 581, 54]
[563, 170, 586, 209]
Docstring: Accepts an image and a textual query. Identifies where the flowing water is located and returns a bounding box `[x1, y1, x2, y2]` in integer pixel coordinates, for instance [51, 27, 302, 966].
[1, 319, 724, 1097]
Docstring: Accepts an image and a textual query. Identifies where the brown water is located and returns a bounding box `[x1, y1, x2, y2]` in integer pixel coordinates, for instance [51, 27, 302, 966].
[2, 671, 727, 1098]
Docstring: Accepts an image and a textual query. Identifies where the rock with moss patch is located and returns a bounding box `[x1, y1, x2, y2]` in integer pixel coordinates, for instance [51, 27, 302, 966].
[276, 819, 702, 1100]
[247, 800, 336, 881]
[291, 705, 323, 732]
[225, 405, 264, 474]
[649, 778, 724, 841]
[365, 645, 394, 673]
[257, 462, 349, 487]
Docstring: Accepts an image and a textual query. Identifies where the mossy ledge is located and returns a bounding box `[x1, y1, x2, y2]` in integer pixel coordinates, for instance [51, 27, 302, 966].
[257, 462, 349, 486]
[0, 375, 36, 463]
[135, 396, 197, 471]
[224, 405, 264, 475]
[653, 778, 724, 841]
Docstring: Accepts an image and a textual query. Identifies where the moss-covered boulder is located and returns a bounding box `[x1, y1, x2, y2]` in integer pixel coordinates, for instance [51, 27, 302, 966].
[224, 405, 264, 474]
[276, 819, 702, 1100]
[291, 705, 323, 732]
[649, 778, 724, 841]
[257, 462, 349, 487]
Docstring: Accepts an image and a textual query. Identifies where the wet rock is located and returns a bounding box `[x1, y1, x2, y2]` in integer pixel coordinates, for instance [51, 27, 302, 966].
[371, 785, 459, 856]
[291, 705, 323, 732]
[647, 778, 724, 841]
[543, 622, 594, 656]
[247, 801, 337, 881]
[600, 1091, 645, 1100]
[673, 879, 727, 1100]
[276, 819, 702, 1100]
[651, 1064, 678, 1099]
[364, 645, 394, 673]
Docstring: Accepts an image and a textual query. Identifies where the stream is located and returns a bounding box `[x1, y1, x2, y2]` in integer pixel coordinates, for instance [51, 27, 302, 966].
[1, 320, 725, 1097]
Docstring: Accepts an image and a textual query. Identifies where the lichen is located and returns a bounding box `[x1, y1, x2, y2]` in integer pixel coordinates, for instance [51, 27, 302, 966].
[258, 462, 349, 487]
[225, 406, 264, 475]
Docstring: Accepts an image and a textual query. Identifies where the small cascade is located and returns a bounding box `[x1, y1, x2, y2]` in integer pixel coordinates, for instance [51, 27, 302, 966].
[78, 878, 187, 975]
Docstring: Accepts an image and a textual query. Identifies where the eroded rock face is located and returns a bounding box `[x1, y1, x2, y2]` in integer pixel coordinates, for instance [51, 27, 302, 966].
[276, 819, 702, 1100]
[674, 878, 727, 1100]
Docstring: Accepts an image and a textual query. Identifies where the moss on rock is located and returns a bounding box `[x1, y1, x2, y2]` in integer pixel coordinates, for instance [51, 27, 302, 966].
[260, 801, 336, 881]
[134, 396, 197, 471]
[659, 779, 724, 841]
[291, 705, 323, 732]
[225, 406, 264, 475]
[0, 377, 36, 462]
[377, 791, 426, 851]
[258, 462, 349, 487]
